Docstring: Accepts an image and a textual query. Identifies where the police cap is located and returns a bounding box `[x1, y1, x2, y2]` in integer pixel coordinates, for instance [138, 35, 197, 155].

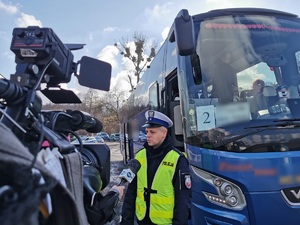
[142, 110, 173, 128]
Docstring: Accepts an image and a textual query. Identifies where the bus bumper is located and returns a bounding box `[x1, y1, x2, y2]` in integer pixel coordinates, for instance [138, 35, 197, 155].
[191, 201, 249, 225]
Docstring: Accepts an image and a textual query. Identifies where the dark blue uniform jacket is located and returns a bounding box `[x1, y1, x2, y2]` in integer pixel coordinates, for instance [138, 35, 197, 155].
[120, 135, 191, 225]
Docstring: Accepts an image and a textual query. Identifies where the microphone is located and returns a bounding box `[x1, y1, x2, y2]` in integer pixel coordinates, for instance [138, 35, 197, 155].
[118, 159, 141, 185]
[83, 159, 141, 223]
[68, 110, 103, 133]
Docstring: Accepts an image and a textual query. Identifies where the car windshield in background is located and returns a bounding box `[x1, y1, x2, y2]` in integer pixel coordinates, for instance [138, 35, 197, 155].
[110, 133, 120, 141]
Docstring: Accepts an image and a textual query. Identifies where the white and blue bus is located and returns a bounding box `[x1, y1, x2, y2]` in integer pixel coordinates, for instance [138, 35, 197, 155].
[120, 8, 300, 224]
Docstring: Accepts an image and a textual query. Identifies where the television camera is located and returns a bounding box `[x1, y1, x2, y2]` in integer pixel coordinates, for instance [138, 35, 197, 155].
[0, 26, 114, 225]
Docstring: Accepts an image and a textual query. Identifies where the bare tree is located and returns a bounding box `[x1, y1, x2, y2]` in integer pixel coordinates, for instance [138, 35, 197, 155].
[83, 88, 100, 115]
[114, 31, 157, 91]
[101, 88, 125, 114]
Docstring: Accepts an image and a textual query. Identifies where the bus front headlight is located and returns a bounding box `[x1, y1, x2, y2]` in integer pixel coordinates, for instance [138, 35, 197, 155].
[191, 166, 246, 210]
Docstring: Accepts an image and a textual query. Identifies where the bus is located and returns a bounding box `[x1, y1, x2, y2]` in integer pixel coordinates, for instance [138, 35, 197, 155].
[120, 8, 300, 224]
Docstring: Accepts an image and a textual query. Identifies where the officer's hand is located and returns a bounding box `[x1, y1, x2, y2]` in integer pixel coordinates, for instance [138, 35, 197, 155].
[110, 185, 125, 199]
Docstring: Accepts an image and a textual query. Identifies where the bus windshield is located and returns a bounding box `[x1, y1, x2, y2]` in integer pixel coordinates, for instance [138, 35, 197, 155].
[183, 14, 300, 152]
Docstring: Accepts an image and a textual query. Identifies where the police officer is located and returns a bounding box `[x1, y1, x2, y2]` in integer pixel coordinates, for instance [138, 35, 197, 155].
[120, 110, 191, 225]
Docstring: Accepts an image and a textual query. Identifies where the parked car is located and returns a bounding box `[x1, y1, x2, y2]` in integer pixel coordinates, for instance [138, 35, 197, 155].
[83, 137, 98, 143]
[109, 133, 120, 142]
[96, 132, 110, 141]
[80, 135, 88, 141]
[138, 131, 147, 142]
[132, 131, 147, 142]
[71, 136, 97, 144]
[94, 135, 104, 143]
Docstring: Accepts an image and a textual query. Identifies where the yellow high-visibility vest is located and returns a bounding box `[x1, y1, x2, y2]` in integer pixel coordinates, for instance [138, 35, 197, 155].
[135, 149, 180, 225]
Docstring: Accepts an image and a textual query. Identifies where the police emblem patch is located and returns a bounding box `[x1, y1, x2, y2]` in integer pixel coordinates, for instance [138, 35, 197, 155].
[148, 110, 154, 118]
[184, 174, 192, 189]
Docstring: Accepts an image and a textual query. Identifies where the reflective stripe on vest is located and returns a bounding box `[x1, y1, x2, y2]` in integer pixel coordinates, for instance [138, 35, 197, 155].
[135, 149, 180, 225]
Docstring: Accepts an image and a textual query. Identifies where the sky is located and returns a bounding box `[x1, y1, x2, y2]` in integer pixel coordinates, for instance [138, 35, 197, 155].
[1, 0, 300, 99]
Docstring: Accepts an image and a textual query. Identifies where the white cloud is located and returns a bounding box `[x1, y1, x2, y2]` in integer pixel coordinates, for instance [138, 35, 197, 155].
[16, 13, 42, 27]
[0, 1, 18, 14]
[141, 3, 176, 34]
[103, 26, 118, 33]
[145, 2, 174, 19]
[97, 45, 119, 69]
[100, 42, 137, 92]
[88, 33, 94, 42]
[110, 69, 132, 93]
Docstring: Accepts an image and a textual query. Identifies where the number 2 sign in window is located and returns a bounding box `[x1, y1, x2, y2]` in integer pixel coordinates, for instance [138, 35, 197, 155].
[196, 105, 216, 131]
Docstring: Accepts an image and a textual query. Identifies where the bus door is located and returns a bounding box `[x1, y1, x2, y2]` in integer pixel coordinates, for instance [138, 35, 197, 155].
[165, 72, 184, 151]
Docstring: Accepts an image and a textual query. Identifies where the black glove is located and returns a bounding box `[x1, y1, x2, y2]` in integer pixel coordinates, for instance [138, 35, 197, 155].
[83, 164, 119, 225]
[85, 191, 119, 225]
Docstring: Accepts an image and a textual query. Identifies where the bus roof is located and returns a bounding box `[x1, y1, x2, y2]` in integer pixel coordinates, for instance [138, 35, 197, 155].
[192, 8, 298, 20]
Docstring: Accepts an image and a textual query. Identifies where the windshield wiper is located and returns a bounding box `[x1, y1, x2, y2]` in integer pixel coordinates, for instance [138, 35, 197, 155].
[213, 120, 300, 148]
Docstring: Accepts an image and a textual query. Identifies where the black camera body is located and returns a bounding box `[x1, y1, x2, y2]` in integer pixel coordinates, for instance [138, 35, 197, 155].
[11, 26, 74, 87]
[0, 26, 113, 224]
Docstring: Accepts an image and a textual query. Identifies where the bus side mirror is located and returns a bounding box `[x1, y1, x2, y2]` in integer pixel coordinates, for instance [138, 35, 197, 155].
[169, 9, 195, 56]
